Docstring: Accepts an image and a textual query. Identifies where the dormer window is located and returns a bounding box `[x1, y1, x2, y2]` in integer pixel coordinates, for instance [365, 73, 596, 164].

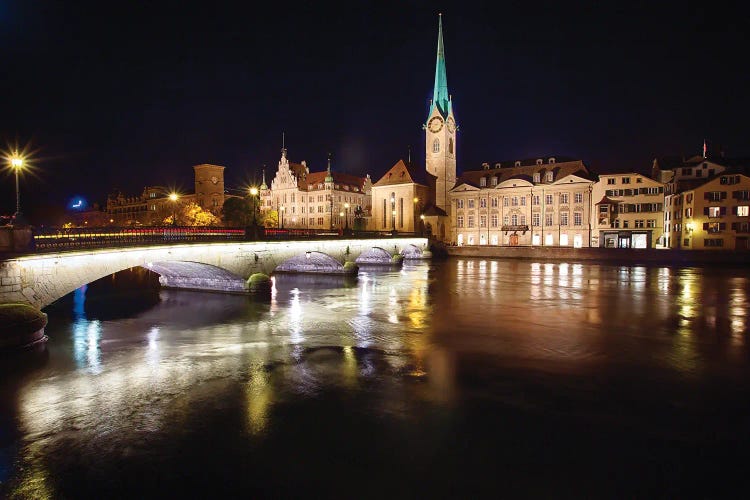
[548, 158, 556, 164]
[480, 177, 487, 187]
[515, 161, 521, 167]
[482, 162, 490, 170]
[533, 173, 540, 183]
[546, 171, 553, 182]
[491, 176, 498, 186]
[536, 159, 543, 165]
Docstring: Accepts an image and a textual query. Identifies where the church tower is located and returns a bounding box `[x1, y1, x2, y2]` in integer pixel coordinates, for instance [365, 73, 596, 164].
[424, 13, 457, 213]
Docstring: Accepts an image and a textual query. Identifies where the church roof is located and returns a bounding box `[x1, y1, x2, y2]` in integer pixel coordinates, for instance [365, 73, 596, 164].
[372, 159, 436, 187]
[430, 14, 451, 119]
[454, 158, 593, 188]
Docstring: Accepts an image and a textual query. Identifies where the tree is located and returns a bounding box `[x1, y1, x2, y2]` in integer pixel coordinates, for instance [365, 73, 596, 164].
[164, 202, 220, 226]
[222, 197, 252, 226]
[353, 205, 366, 231]
[262, 209, 279, 228]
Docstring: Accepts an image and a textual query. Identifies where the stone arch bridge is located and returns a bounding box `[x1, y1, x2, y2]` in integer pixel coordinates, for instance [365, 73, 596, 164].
[0, 238, 428, 309]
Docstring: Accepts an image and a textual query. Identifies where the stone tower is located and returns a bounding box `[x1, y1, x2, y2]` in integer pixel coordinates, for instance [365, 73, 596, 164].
[424, 14, 457, 214]
[193, 164, 225, 213]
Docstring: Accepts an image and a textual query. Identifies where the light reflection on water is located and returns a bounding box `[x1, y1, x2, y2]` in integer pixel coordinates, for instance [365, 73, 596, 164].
[3, 259, 750, 497]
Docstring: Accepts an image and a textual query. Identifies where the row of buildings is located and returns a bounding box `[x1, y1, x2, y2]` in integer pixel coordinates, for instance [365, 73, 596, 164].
[102, 15, 749, 251]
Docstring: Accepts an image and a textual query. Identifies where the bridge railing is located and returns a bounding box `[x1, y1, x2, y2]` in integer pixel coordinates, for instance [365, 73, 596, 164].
[17, 226, 422, 254]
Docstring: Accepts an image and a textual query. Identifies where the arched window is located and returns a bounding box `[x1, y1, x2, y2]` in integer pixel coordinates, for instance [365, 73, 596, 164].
[449, 137, 454, 154]
[433, 139, 440, 153]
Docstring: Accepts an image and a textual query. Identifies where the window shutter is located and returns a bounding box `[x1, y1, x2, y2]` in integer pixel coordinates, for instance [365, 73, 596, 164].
[703, 222, 709, 230]
[704, 192, 709, 200]
[732, 206, 738, 215]
[732, 222, 738, 230]
[720, 222, 726, 230]
[721, 192, 727, 200]
[704, 207, 709, 216]
[720, 207, 727, 216]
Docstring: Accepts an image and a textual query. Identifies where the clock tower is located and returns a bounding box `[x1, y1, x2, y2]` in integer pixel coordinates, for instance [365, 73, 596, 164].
[425, 13, 457, 214]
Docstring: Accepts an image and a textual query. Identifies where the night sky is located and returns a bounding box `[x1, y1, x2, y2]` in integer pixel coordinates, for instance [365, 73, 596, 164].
[2, 1, 749, 222]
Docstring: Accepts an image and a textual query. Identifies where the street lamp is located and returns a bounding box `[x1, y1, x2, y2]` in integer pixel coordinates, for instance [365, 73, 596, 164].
[344, 202, 350, 231]
[390, 195, 396, 231]
[280, 206, 285, 229]
[249, 186, 259, 226]
[420, 214, 425, 236]
[10, 154, 24, 221]
[339, 210, 344, 230]
[169, 192, 179, 227]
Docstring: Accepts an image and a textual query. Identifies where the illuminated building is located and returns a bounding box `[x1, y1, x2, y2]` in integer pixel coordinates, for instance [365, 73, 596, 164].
[106, 164, 227, 226]
[450, 158, 596, 247]
[592, 172, 665, 248]
[259, 147, 371, 230]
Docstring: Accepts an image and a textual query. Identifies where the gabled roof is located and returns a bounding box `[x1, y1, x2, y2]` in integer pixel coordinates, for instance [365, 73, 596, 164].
[373, 159, 435, 187]
[453, 158, 593, 190]
[423, 204, 447, 216]
[595, 195, 618, 205]
[302, 171, 367, 190]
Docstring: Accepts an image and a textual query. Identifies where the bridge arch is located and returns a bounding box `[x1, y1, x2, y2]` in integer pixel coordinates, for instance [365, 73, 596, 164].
[355, 247, 394, 264]
[400, 244, 424, 259]
[274, 251, 347, 274]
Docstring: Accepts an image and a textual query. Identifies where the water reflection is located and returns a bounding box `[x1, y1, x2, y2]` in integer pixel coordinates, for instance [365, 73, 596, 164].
[2, 260, 750, 497]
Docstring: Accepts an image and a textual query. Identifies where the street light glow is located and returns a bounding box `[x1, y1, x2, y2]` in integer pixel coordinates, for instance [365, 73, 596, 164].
[169, 193, 179, 202]
[249, 187, 259, 196]
[11, 157, 24, 169]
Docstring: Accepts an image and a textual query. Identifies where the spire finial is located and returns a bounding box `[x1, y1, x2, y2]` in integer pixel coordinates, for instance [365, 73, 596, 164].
[327, 152, 332, 173]
[703, 139, 707, 158]
[281, 132, 287, 158]
[430, 13, 450, 118]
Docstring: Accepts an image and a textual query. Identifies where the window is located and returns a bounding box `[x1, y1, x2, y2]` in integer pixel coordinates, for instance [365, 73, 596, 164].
[734, 190, 750, 201]
[738, 206, 749, 216]
[614, 219, 620, 228]
[560, 193, 569, 204]
[511, 214, 518, 225]
[468, 215, 475, 228]
[468, 199, 475, 208]
[382, 200, 386, 227]
[574, 212, 582, 226]
[685, 208, 692, 218]
[399, 198, 403, 228]
[449, 138, 454, 154]
[532, 212, 540, 226]
[480, 177, 487, 187]
[480, 215, 487, 227]
[708, 207, 721, 217]
[491, 197, 498, 208]
[503, 215, 509, 226]
[545, 194, 553, 205]
[432, 139, 440, 153]
[520, 197, 527, 206]
[647, 219, 656, 228]
[479, 198, 487, 208]
[707, 191, 725, 202]
[545, 214, 553, 226]
[644, 187, 660, 195]
[607, 178, 616, 185]
[704, 238, 724, 247]
[520, 215, 526, 225]
[491, 176, 498, 186]
[457, 199, 464, 209]
[635, 220, 644, 228]
[546, 171, 553, 182]
[511, 197, 519, 206]
[533, 173, 541, 183]
[532, 195, 540, 206]
[622, 177, 630, 184]
[503, 197, 509, 207]
[560, 212, 569, 226]
[636, 177, 643, 183]
[457, 216, 464, 228]
[681, 168, 693, 175]
[491, 214, 498, 227]
[706, 222, 723, 234]
[623, 220, 629, 228]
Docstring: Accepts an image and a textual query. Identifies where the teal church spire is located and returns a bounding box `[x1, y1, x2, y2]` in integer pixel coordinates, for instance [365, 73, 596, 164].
[430, 13, 451, 118]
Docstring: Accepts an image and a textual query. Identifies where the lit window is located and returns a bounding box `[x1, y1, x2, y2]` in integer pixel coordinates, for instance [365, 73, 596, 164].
[738, 206, 749, 216]
[491, 214, 498, 227]
[574, 192, 583, 204]
[480, 177, 487, 187]
[574, 212, 582, 226]
[560, 212, 569, 226]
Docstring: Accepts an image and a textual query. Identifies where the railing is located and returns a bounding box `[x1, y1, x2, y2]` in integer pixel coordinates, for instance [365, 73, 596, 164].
[20, 226, 422, 253]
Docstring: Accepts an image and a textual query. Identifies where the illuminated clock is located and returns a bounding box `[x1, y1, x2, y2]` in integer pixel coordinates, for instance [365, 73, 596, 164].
[211, 176, 218, 184]
[428, 116, 444, 133]
[447, 117, 456, 133]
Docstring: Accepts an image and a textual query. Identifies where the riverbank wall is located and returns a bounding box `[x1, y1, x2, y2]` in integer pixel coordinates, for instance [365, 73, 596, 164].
[446, 246, 750, 266]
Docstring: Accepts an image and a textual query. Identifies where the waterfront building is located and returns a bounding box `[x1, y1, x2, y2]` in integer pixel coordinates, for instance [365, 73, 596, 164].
[450, 158, 595, 247]
[106, 164, 227, 226]
[591, 172, 665, 248]
[260, 147, 371, 230]
[664, 170, 750, 250]
[370, 14, 454, 241]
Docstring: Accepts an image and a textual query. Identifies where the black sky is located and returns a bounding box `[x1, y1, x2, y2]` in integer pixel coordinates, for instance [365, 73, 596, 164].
[2, 1, 749, 221]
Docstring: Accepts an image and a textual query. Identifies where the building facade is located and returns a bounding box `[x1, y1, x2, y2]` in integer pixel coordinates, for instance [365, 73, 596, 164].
[259, 148, 371, 231]
[665, 171, 750, 250]
[450, 158, 595, 247]
[592, 172, 665, 248]
[106, 164, 227, 226]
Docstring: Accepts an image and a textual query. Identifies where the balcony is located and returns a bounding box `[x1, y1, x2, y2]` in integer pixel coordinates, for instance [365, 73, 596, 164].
[501, 225, 529, 234]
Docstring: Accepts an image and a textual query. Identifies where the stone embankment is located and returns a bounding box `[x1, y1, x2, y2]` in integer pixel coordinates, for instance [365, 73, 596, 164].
[447, 246, 750, 266]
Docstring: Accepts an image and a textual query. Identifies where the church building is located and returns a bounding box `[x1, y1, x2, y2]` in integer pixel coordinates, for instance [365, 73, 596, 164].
[370, 14, 455, 241]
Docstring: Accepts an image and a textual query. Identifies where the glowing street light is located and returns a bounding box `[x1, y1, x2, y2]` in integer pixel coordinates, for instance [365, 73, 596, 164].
[10, 154, 24, 221]
[344, 202, 350, 231]
[280, 205, 285, 229]
[248, 186, 259, 227]
[169, 192, 179, 226]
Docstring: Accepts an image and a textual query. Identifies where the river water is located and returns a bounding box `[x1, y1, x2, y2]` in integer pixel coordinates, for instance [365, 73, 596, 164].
[1, 259, 749, 498]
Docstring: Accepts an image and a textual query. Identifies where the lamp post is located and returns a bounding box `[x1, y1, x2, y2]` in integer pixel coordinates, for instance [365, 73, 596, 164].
[391, 195, 396, 231]
[413, 196, 420, 234]
[420, 214, 425, 237]
[249, 186, 259, 226]
[344, 202, 350, 231]
[280, 206, 285, 229]
[169, 193, 179, 227]
[10, 155, 24, 221]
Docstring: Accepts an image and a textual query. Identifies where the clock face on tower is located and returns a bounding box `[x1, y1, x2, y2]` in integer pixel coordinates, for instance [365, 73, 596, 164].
[447, 117, 456, 133]
[428, 116, 444, 133]
[210, 176, 218, 184]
